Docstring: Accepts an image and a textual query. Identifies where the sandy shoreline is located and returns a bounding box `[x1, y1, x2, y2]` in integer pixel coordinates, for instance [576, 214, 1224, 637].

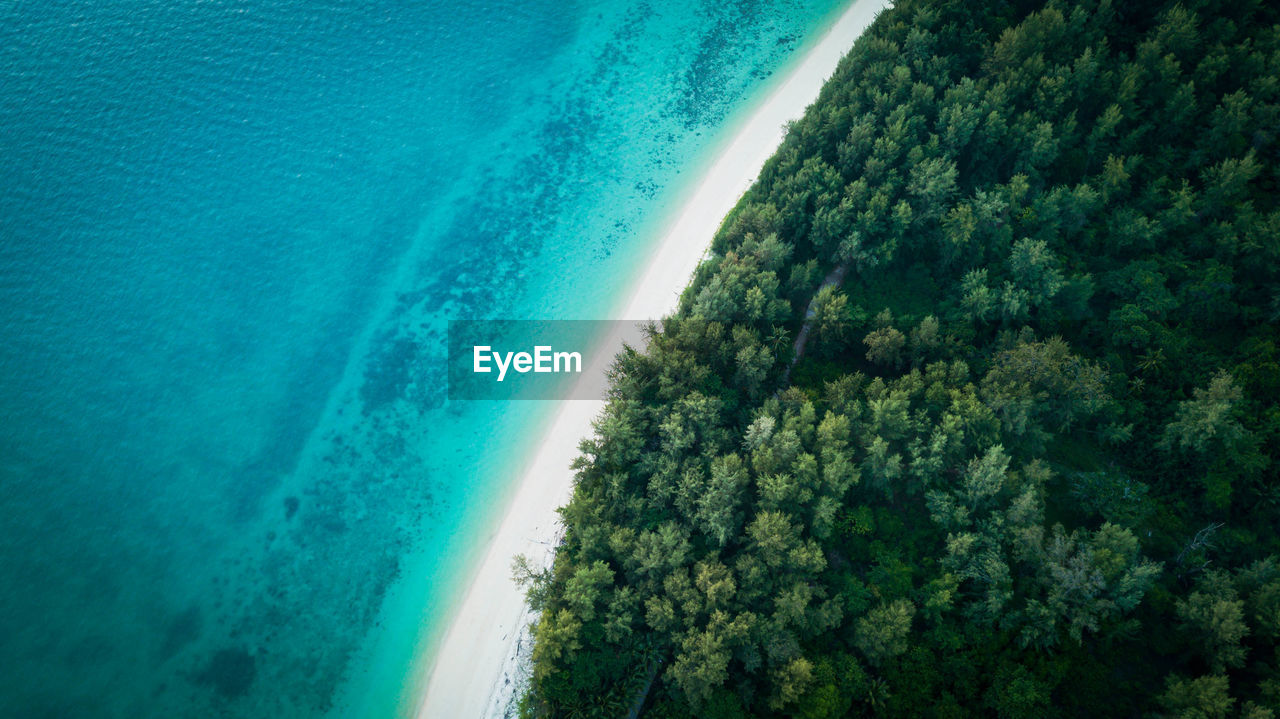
[415, 1, 887, 716]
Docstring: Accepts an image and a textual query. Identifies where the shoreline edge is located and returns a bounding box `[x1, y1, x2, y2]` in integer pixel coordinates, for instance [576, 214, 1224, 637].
[414, 1, 889, 715]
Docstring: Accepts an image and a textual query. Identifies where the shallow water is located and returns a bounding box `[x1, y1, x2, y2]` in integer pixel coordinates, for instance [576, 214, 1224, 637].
[0, 1, 844, 716]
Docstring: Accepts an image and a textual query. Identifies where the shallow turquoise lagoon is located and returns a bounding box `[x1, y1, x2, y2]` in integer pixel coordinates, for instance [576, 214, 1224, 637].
[0, 1, 844, 716]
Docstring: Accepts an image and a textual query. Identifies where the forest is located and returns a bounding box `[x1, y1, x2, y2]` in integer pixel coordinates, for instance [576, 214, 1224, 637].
[517, 0, 1280, 716]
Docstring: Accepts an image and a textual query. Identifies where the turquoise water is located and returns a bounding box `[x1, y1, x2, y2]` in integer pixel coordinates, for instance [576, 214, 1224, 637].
[0, 1, 844, 716]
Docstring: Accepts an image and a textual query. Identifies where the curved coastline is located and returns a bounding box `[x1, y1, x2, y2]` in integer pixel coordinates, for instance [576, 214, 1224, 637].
[414, 1, 890, 716]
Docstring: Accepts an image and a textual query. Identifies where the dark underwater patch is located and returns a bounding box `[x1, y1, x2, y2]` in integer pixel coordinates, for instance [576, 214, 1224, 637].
[158, 605, 202, 663]
[195, 647, 256, 700]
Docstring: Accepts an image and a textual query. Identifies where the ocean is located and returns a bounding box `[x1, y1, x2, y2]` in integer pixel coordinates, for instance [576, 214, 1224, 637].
[0, 0, 844, 715]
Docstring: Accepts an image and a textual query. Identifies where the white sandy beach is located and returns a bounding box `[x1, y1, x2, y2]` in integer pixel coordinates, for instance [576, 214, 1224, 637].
[415, 1, 888, 716]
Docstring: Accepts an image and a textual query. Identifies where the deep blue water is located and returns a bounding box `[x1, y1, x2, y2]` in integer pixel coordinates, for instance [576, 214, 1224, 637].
[0, 1, 844, 716]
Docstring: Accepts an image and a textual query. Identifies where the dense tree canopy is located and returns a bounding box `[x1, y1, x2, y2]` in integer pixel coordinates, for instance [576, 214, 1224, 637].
[518, 0, 1280, 716]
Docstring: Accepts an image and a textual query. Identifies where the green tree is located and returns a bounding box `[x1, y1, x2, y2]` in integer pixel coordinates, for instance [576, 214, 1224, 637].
[697, 454, 750, 548]
[907, 155, 958, 221]
[864, 325, 907, 368]
[961, 268, 997, 322]
[770, 656, 816, 710]
[854, 599, 915, 666]
[1177, 571, 1250, 672]
[1159, 675, 1235, 719]
[670, 618, 732, 704]
[984, 664, 1051, 719]
[909, 314, 941, 364]
[532, 608, 583, 680]
[1007, 237, 1065, 307]
[564, 560, 614, 622]
[811, 285, 850, 348]
[1159, 371, 1246, 454]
